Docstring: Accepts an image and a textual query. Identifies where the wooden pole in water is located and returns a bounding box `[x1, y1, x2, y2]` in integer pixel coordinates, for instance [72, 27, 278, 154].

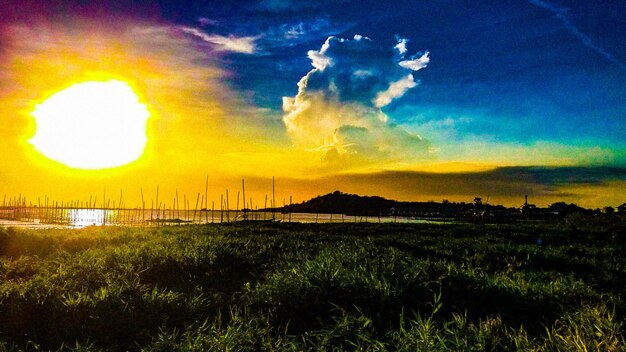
[193, 193, 200, 224]
[264, 195, 267, 221]
[235, 191, 240, 221]
[289, 196, 292, 222]
[106, 199, 111, 225]
[200, 195, 205, 222]
[211, 201, 214, 223]
[272, 176, 275, 220]
[242, 179, 246, 220]
[205, 175, 209, 224]
[220, 194, 224, 223]
[226, 189, 230, 222]
[155, 185, 160, 219]
[141, 188, 145, 225]
[172, 198, 176, 223]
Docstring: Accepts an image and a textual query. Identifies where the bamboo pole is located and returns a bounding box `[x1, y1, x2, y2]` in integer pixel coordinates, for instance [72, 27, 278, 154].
[242, 179, 246, 220]
[193, 193, 200, 224]
[141, 188, 145, 225]
[155, 185, 160, 219]
[235, 191, 240, 221]
[226, 190, 230, 222]
[205, 175, 209, 223]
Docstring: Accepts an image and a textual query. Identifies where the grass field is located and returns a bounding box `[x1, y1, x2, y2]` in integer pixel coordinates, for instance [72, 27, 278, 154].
[0, 221, 625, 351]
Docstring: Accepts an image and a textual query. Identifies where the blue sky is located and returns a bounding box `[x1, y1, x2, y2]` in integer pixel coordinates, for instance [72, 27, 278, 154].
[1, 0, 625, 207]
[167, 0, 626, 157]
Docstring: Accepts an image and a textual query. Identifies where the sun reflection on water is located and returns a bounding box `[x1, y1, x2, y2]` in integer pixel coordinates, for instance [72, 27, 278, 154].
[69, 209, 106, 227]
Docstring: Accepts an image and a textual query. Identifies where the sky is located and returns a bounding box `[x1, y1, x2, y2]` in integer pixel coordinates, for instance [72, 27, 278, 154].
[0, 0, 625, 209]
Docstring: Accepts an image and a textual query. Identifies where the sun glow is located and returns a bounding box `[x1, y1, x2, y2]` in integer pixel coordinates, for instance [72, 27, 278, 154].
[29, 80, 150, 169]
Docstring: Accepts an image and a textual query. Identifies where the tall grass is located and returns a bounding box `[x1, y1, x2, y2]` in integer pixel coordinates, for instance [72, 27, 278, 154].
[0, 222, 624, 351]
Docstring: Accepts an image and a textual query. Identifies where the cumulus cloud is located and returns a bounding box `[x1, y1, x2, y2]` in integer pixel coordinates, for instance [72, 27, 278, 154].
[283, 35, 431, 169]
[180, 26, 257, 54]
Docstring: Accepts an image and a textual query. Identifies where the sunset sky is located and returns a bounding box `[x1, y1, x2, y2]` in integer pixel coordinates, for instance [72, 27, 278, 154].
[1, 0, 625, 209]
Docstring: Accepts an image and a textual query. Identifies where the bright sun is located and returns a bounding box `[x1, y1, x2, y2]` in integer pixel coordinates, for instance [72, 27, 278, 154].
[29, 80, 150, 170]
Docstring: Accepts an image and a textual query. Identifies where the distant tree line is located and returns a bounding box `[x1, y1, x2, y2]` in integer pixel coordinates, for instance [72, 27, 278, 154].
[274, 191, 626, 221]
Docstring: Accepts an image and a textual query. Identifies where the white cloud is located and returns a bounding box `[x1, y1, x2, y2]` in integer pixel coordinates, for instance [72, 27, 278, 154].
[306, 36, 333, 70]
[307, 50, 333, 70]
[374, 74, 416, 108]
[398, 52, 430, 71]
[180, 26, 257, 54]
[395, 38, 408, 55]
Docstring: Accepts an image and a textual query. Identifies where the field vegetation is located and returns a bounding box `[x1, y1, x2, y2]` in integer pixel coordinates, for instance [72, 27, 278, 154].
[0, 219, 625, 351]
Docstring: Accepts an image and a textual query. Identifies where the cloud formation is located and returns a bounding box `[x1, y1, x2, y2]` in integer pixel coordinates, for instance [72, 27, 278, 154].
[180, 26, 257, 54]
[283, 35, 431, 170]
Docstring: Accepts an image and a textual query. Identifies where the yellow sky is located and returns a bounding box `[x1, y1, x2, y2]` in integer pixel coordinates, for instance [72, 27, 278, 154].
[0, 20, 312, 207]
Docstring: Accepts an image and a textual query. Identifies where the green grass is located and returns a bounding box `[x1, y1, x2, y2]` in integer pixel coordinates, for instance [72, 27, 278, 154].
[0, 222, 625, 351]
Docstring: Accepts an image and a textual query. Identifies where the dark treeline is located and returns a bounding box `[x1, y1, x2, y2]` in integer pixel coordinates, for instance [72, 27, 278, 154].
[275, 190, 626, 221]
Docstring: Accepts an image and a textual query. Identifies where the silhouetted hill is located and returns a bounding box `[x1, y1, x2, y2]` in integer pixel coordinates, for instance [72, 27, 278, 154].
[276, 190, 471, 217]
[281, 191, 395, 216]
